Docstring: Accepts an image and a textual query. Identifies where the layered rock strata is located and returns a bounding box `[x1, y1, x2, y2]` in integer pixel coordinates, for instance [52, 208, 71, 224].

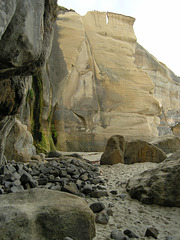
[134, 43, 180, 135]
[47, 11, 161, 151]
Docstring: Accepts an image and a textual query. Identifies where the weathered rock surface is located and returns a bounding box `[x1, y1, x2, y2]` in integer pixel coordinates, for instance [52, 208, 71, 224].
[134, 43, 180, 136]
[126, 151, 180, 207]
[5, 120, 36, 162]
[0, 188, 95, 240]
[124, 139, 166, 164]
[151, 135, 180, 154]
[46, 11, 161, 151]
[100, 135, 125, 165]
[100, 135, 166, 165]
[0, 0, 57, 163]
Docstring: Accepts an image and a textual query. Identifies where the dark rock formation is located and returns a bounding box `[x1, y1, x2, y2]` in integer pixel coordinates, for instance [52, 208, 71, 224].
[126, 151, 180, 207]
[0, 188, 95, 240]
[0, 0, 57, 164]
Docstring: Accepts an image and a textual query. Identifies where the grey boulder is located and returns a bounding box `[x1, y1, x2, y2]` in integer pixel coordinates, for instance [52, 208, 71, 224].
[0, 188, 95, 240]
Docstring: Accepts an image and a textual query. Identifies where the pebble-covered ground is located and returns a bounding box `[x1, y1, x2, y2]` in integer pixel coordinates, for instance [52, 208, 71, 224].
[84, 154, 180, 240]
[0, 151, 180, 240]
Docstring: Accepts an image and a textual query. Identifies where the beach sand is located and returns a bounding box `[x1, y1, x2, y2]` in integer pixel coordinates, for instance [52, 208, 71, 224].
[77, 152, 180, 240]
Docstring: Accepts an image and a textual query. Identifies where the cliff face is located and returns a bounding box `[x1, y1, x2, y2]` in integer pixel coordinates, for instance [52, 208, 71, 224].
[134, 43, 180, 135]
[0, 0, 57, 162]
[47, 11, 161, 151]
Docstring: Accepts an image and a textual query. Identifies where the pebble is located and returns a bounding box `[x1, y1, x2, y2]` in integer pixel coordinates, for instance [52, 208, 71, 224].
[123, 229, 139, 238]
[110, 230, 130, 240]
[95, 209, 110, 224]
[0, 153, 106, 198]
[145, 227, 159, 239]
[90, 202, 105, 213]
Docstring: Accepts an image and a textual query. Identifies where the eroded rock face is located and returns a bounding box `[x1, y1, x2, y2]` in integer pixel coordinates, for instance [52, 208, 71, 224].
[151, 135, 180, 154]
[0, 0, 57, 163]
[100, 135, 125, 165]
[126, 151, 180, 207]
[124, 140, 166, 164]
[49, 11, 161, 151]
[134, 43, 180, 136]
[5, 120, 36, 162]
[0, 188, 95, 240]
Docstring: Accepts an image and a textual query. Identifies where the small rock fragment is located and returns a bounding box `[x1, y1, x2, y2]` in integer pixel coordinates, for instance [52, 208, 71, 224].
[89, 202, 105, 213]
[111, 230, 130, 240]
[145, 227, 159, 239]
[124, 229, 139, 238]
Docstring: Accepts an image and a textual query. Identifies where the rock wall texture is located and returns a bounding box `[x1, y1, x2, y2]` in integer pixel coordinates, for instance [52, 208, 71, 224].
[134, 43, 180, 136]
[46, 11, 162, 151]
[0, 0, 57, 162]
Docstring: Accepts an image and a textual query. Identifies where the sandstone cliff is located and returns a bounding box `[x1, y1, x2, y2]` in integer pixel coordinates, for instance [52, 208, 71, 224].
[134, 43, 180, 135]
[46, 11, 161, 151]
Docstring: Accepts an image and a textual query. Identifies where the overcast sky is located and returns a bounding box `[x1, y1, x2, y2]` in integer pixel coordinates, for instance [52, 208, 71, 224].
[58, 0, 180, 76]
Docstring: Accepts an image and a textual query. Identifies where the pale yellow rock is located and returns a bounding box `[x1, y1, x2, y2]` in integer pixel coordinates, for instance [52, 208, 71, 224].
[52, 11, 162, 151]
[134, 43, 180, 135]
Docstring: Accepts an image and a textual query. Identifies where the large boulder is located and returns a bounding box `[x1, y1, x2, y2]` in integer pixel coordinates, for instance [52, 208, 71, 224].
[151, 135, 180, 154]
[100, 135, 125, 165]
[126, 151, 180, 207]
[5, 119, 36, 162]
[124, 140, 166, 164]
[0, 188, 96, 240]
[100, 136, 166, 165]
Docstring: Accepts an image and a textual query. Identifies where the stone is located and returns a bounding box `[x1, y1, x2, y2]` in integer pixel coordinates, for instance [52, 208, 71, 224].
[110, 230, 130, 240]
[90, 190, 109, 198]
[0, 189, 95, 240]
[47, 151, 62, 158]
[124, 139, 166, 164]
[151, 135, 180, 154]
[62, 182, 79, 195]
[100, 135, 125, 165]
[126, 152, 180, 207]
[5, 120, 36, 162]
[123, 229, 139, 238]
[144, 227, 159, 239]
[83, 184, 93, 194]
[110, 190, 118, 195]
[95, 209, 109, 224]
[89, 202, 105, 213]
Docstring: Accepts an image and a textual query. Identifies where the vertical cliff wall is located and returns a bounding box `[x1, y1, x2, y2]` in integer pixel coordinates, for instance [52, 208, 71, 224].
[48, 11, 161, 151]
[0, 0, 57, 161]
[134, 43, 180, 135]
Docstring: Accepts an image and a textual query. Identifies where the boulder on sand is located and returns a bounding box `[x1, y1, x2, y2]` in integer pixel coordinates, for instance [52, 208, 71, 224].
[126, 151, 180, 207]
[151, 135, 180, 154]
[100, 135, 125, 165]
[100, 135, 166, 165]
[124, 139, 166, 164]
[0, 188, 96, 240]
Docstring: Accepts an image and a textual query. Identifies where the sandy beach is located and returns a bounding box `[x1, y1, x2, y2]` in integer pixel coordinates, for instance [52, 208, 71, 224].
[76, 152, 180, 240]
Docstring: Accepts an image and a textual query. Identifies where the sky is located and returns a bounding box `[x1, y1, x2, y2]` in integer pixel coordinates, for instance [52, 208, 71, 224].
[58, 0, 180, 76]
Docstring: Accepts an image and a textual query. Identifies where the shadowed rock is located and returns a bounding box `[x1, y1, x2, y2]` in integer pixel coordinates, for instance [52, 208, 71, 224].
[100, 135, 125, 165]
[126, 151, 180, 207]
